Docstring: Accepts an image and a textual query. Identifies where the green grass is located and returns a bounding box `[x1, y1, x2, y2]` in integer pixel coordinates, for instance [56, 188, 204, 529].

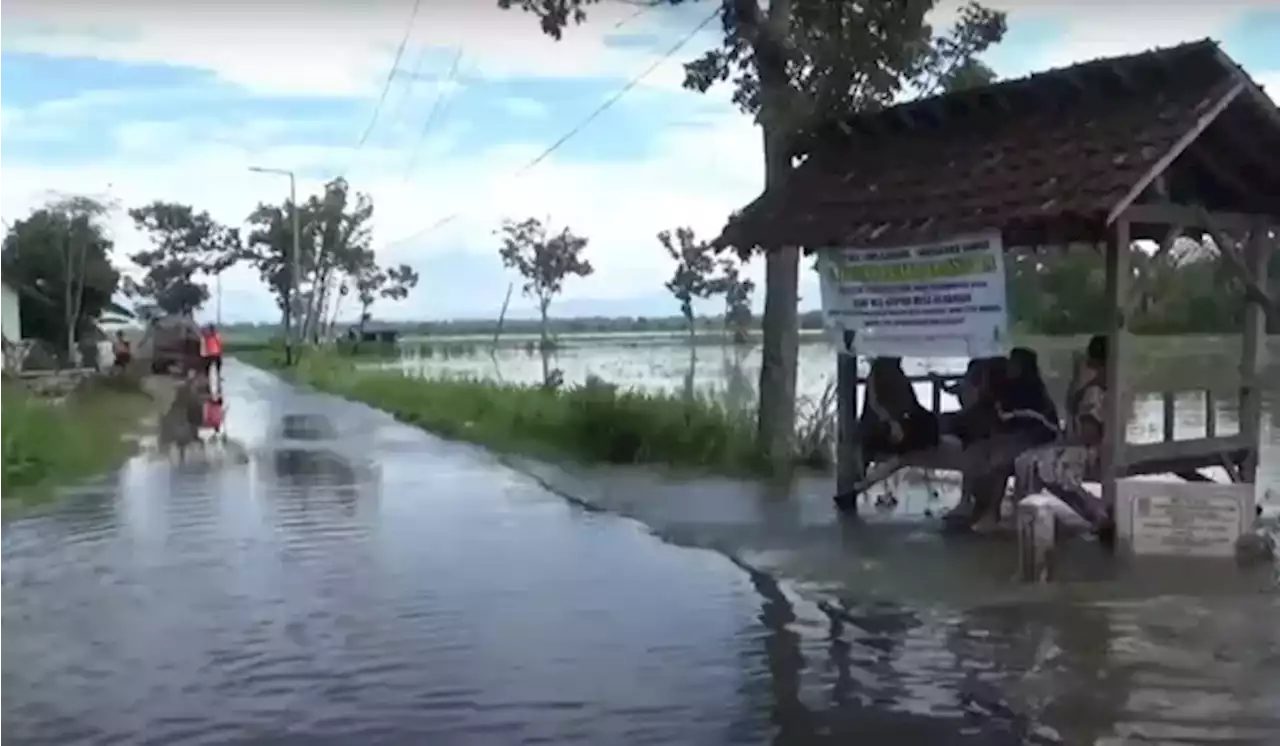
[257, 352, 769, 474]
[2, 375, 152, 505]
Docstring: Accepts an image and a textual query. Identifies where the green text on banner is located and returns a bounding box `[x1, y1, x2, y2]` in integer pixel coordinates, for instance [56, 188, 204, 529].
[816, 231, 1010, 358]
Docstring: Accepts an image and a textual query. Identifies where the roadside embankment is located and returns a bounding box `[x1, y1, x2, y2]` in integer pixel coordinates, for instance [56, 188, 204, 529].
[2, 373, 154, 506]
[239, 350, 778, 474]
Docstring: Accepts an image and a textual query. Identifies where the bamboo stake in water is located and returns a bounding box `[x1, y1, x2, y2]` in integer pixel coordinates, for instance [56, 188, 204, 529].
[492, 282, 514, 353]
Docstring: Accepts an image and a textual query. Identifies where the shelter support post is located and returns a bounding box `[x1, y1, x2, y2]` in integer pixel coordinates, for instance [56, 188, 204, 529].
[836, 342, 862, 510]
[1101, 219, 1132, 508]
[1237, 220, 1270, 484]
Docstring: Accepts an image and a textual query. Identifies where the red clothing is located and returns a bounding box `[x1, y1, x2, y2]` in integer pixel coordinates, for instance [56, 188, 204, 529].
[202, 331, 223, 357]
[203, 401, 225, 430]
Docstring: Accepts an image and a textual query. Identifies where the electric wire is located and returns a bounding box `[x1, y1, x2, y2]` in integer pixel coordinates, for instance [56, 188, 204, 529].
[339, 0, 424, 179]
[403, 47, 465, 183]
[384, 5, 719, 248]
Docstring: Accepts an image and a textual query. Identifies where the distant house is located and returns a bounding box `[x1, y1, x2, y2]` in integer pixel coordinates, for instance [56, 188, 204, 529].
[348, 320, 400, 345]
[2, 279, 20, 344]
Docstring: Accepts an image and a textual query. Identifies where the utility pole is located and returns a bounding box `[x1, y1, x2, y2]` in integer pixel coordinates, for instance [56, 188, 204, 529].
[248, 166, 301, 366]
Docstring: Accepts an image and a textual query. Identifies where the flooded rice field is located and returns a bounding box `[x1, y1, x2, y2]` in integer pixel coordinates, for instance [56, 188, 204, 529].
[391, 333, 1280, 492]
[4, 340, 1279, 745]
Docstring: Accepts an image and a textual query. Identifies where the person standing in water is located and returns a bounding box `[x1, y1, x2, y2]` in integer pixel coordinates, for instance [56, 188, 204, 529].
[200, 324, 224, 394]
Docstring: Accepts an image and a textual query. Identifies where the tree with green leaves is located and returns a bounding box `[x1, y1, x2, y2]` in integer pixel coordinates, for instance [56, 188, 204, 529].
[502, 0, 1007, 467]
[497, 216, 593, 359]
[299, 179, 375, 343]
[128, 202, 241, 316]
[350, 249, 421, 342]
[244, 178, 374, 344]
[659, 226, 719, 342]
[2, 196, 123, 363]
[713, 256, 755, 345]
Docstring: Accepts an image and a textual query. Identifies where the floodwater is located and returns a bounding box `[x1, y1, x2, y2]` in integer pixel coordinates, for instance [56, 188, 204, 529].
[394, 333, 1280, 492]
[3, 355, 1279, 745]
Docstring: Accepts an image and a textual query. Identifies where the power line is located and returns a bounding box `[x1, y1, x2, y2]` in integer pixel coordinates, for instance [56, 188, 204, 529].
[340, 0, 424, 179]
[381, 40, 435, 139]
[613, 3, 657, 30]
[403, 47, 465, 183]
[384, 6, 718, 248]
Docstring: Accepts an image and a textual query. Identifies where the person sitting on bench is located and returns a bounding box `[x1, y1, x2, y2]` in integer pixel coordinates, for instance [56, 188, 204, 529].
[860, 356, 940, 460]
[938, 357, 1007, 446]
[1009, 335, 1115, 544]
[832, 358, 941, 510]
[952, 348, 1062, 532]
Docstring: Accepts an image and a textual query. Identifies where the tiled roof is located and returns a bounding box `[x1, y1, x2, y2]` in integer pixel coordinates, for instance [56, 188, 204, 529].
[717, 40, 1280, 251]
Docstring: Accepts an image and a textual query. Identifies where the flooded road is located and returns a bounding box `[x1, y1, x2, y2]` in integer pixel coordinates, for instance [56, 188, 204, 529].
[4, 361, 1279, 745]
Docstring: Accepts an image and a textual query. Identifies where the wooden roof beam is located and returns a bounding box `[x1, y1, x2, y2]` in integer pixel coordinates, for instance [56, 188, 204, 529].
[1107, 79, 1246, 224]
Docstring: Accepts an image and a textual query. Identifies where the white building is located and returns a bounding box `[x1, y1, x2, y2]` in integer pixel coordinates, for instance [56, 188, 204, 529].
[2, 279, 21, 344]
[2, 279, 24, 371]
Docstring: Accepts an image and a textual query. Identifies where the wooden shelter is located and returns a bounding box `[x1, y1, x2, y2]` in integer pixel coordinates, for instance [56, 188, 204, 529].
[715, 40, 1279, 512]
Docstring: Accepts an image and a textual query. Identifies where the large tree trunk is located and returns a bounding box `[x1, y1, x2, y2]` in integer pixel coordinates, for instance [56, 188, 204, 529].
[754, 110, 801, 472]
[743, 0, 801, 472]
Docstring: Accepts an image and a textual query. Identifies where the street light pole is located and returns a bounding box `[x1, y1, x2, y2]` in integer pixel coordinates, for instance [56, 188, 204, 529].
[288, 171, 301, 362]
[248, 165, 301, 366]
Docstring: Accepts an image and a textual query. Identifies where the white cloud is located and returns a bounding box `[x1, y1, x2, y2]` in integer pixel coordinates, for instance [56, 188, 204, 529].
[4, 1, 1277, 321]
[0, 0, 719, 98]
[1, 104, 765, 321]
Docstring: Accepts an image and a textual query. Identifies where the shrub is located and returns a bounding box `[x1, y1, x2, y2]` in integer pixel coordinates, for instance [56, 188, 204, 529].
[286, 359, 765, 473]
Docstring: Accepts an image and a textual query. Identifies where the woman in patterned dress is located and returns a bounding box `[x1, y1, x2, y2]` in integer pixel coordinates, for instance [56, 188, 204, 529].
[1009, 335, 1115, 541]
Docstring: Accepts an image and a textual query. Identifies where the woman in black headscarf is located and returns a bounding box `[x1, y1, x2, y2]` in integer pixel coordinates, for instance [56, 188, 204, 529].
[858, 356, 939, 461]
[946, 348, 1061, 531]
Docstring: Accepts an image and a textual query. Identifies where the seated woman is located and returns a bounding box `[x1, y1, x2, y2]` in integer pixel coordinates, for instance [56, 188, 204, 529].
[938, 357, 1008, 446]
[859, 356, 939, 459]
[939, 358, 986, 409]
[1009, 335, 1115, 543]
[949, 348, 1061, 532]
[834, 358, 940, 509]
[936, 357, 1005, 523]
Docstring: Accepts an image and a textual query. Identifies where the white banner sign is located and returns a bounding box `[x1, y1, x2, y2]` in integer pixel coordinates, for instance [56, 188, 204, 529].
[816, 231, 1010, 358]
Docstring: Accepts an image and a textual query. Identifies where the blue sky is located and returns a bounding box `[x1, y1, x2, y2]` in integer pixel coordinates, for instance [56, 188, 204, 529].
[3, 1, 1278, 323]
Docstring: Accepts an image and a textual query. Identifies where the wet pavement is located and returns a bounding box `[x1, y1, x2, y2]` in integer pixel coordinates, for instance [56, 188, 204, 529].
[3, 361, 1279, 745]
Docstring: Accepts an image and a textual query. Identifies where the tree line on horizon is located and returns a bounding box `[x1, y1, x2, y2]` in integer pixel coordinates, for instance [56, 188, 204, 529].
[6, 183, 1276, 372]
[216, 233, 1280, 341]
[2, 179, 421, 365]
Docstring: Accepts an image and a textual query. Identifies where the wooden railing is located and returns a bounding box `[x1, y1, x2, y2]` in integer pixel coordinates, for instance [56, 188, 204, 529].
[853, 374, 1232, 444]
[1159, 390, 1222, 441]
